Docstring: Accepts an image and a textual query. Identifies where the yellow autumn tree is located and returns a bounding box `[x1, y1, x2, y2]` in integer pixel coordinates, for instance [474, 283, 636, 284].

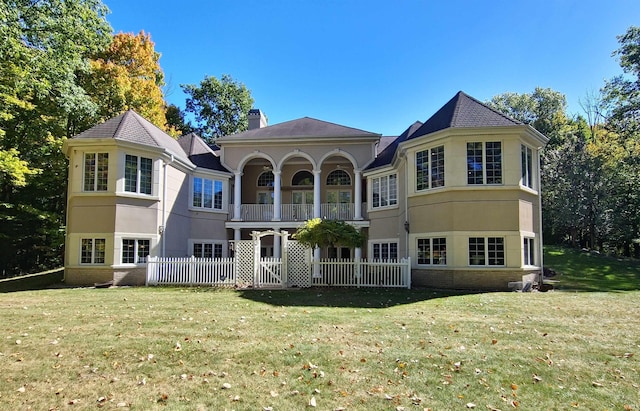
[78, 31, 168, 131]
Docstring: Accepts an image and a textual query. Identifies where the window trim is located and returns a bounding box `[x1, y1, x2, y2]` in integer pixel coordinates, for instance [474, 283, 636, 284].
[521, 144, 534, 189]
[192, 176, 224, 210]
[371, 173, 398, 209]
[416, 145, 445, 191]
[523, 237, 535, 266]
[121, 238, 151, 265]
[124, 154, 153, 195]
[467, 141, 502, 185]
[80, 238, 106, 265]
[416, 237, 447, 266]
[369, 239, 399, 261]
[468, 237, 505, 266]
[82, 152, 109, 192]
[192, 241, 226, 258]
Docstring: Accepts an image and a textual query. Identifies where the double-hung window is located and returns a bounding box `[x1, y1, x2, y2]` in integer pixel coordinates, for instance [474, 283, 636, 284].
[124, 155, 153, 195]
[417, 237, 447, 265]
[193, 177, 223, 209]
[83, 153, 109, 191]
[467, 142, 502, 184]
[416, 145, 444, 191]
[372, 174, 397, 208]
[81, 238, 106, 264]
[371, 241, 398, 260]
[193, 242, 223, 258]
[469, 237, 504, 266]
[521, 145, 534, 189]
[122, 239, 150, 264]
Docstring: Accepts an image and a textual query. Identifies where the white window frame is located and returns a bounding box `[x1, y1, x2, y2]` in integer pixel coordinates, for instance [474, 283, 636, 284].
[124, 154, 153, 195]
[468, 237, 505, 266]
[467, 141, 502, 185]
[192, 241, 225, 258]
[369, 239, 399, 261]
[80, 238, 106, 264]
[521, 144, 534, 189]
[416, 145, 445, 191]
[523, 237, 535, 266]
[416, 237, 447, 265]
[371, 174, 397, 209]
[83, 152, 109, 192]
[192, 176, 224, 210]
[121, 238, 151, 264]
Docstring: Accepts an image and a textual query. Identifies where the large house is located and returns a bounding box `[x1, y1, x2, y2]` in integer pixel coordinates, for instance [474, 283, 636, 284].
[63, 91, 548, 290]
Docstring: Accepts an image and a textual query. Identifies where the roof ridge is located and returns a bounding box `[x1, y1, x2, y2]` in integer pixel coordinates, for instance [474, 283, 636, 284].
[458, 91, 522, 125]
[112, 110, 131, 139]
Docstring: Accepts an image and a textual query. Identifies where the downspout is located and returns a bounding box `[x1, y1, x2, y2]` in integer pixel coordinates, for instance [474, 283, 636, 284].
[537, 148, 544, 287]
[161, 154, 175, 258]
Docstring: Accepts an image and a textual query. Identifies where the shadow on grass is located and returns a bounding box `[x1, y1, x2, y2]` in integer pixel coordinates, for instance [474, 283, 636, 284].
[544, 246, 640, 292]
[236, 287, 479, 308]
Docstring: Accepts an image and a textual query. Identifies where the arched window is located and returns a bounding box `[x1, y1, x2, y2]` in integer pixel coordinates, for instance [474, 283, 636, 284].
[326, 169, 351, 186]
[257, 171, 274, 187]
[292, 170, 313, 186]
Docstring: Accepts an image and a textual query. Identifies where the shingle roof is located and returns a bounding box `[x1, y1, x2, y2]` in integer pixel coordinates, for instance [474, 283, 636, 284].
[73, 110, 190, 163]
[407, 91, 522, 141]
[366, 121, 423, 170]
[177, 133, 228, 172]
[217, 117, 380, 141]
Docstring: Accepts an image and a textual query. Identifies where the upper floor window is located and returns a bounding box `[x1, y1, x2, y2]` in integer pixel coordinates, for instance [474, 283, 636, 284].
[81, 238, 105, 264]
[372, 174, 397, 208]
[521, 145, 534, 189]
[416, 145, 445, 191]
[467, 142, 502, 185]
[83, 153, 108, 191]
[193, 177, 223, 210]
[257, 171, 274, 187]
[327, 169, 351, 186]
[125, 154, 152, 194]
[122, 238, 150, 264]
[469, 237, 504, 266]
[292, 170, 313, 186]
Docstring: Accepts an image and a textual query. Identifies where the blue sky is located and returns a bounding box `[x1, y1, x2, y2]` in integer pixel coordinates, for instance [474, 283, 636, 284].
[104, 0, 637, 136]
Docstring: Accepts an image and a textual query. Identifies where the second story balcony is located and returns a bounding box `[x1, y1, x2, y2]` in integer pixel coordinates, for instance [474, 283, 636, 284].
[237, 203, 368, 222]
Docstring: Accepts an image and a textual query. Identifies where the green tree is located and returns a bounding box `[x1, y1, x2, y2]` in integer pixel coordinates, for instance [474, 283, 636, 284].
[165, 104, 194, 137]
[294, 218, 366, 250]
[0, 0, 111, 276]
[73, 31, 168, 133]
[182, 74, 254, 142]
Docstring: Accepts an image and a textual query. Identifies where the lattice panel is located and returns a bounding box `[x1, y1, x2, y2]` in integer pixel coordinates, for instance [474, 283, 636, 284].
[235, 240, 255, 286]
[287, 241, 312, 288]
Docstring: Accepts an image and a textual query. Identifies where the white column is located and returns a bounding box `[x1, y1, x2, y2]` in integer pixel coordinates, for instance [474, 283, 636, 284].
[233, 172, 242, 220]
[313, 169, 321, 218]
[273, 170, 281, 221]
[354, 169, 362, 220]
[273, 228, 281, 258]
[234, 228, 241, 241]
[313, 246, 321, 278]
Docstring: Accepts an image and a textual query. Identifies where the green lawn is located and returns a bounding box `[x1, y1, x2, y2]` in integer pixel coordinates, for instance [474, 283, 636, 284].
[1, 287, 638, 410]
[544, 245, 640, 291]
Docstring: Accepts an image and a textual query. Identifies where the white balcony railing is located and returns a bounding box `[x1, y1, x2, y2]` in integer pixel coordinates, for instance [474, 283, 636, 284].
[239, 203, 367, 222]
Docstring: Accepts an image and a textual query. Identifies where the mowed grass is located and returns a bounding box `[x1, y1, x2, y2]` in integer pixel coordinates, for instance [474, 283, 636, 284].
[1, 287, 638, 410]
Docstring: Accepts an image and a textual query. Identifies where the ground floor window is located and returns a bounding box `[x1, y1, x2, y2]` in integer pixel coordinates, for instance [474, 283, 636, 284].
[328, 247, 351, 259]
[122, 239, 150, 264]
[193, 242, 224, 258]
[523, 237, 535, 266]
[371, 241, 398, 260]
[81, 238, 105, 264]
[469, 237, 504, 266]
[417, 237, 447, 265]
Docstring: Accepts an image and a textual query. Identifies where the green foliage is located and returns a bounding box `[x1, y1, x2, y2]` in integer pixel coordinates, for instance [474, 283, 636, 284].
[294, 218, 365, 249]
[165, 103, 194, 137]
[182, 74, 254, 142]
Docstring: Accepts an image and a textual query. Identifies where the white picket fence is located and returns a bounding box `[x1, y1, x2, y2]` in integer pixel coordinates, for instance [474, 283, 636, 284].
[146, 256, 411, 288]
[312, 258, 411, 288]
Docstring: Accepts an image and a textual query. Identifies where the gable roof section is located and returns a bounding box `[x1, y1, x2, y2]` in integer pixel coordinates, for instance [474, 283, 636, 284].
[366, 121, 423, 170]
[217, 117, 380, 141]
[407, 91, 522, 141]
[73, 110, 190, 163]
[178, 133, 228, 172]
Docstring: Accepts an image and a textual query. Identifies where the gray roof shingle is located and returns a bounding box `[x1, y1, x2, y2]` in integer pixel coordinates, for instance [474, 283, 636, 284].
[366, 121, 423, 170]
[73, 110, 190, 163]
[217, 117, 380, 141]
[177, 133, 228, 172]
[408, 91, 522, 141]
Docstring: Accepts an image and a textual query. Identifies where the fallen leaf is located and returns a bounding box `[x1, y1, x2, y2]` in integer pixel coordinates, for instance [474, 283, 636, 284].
[592, 381, 603, 387]
[222, 382, 232, 389]
[309, 396, 317, 407]
[466, 403, 476, 409]
[17, 386, 25, 393]
[533, 375, 542, 383]
[510, 383, 518, 391]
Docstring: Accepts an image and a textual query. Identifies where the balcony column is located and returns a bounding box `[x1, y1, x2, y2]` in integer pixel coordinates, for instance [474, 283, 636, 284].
[354, 169, 363, 220]
[273, 228, 281, 258]
[233, 172, 242, 220]
[313, 169, 321, 219]
[273, 170, 282, 221]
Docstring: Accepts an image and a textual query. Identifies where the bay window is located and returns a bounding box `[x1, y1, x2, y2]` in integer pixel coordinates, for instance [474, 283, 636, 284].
[124, 154, 152, 194]
[467, 142, 502, 185]
[416, 145, 444, 191]
[83, 153, 108, 191]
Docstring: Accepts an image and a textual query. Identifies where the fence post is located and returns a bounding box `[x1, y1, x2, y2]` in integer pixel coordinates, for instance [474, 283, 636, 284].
[405, 257, 412, 289]
[146, 256, 156, 286]
[355, 257, 361, 288]
[189, 256, 195, 286]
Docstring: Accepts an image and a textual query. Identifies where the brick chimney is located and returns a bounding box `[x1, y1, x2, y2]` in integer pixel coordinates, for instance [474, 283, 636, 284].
[248, 109, 268, 130]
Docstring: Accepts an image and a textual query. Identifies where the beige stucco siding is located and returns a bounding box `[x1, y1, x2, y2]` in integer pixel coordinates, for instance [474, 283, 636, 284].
[114, 199, 159, 233]
[162, 166, 191, 257]
[67, 196, 116, 233]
